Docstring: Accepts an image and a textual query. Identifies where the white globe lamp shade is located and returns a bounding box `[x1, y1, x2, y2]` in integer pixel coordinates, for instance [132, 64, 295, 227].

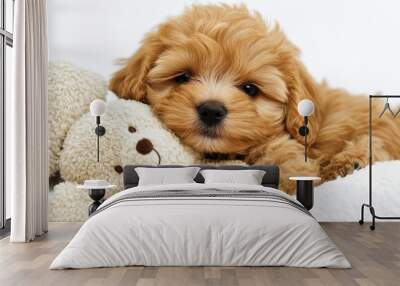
[90, 99, 106, 116]
[297, 99, 314, 116]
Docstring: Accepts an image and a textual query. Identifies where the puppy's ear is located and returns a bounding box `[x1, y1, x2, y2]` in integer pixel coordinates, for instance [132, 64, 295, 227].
[109, 32, 164, 102]
[285, 63, 321, 146]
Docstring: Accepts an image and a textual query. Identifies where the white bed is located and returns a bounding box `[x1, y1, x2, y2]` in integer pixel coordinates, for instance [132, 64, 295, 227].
[50, 183, 350, 269]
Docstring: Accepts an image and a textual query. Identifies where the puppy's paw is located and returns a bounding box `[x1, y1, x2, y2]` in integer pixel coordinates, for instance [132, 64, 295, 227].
[280, 179, 296, 195]
[320, 155, 366, 181]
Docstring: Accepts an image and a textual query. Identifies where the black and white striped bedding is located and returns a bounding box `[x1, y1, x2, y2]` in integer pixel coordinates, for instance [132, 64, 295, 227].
[92, 188, 312, 218]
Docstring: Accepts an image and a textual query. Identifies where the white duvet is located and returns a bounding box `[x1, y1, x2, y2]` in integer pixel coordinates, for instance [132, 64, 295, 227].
[50, 183, 350, 269]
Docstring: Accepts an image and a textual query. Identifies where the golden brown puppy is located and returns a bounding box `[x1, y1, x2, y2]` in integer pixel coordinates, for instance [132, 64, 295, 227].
[110, 4, 400, 194]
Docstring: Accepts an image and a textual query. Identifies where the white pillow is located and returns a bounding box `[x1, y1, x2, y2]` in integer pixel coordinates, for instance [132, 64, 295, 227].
[200, 169, 266, 185]
[135, 167, 201, 186]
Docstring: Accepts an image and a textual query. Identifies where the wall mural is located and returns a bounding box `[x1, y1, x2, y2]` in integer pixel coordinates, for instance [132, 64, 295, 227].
[48, 3, 400, 222]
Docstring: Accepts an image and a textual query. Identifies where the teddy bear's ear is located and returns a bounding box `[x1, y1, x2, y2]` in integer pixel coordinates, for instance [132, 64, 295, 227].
[285, 62, 321, 146]
[109, 32, 164, 102]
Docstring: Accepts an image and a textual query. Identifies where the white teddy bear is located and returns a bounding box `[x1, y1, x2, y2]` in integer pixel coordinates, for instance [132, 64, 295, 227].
[48, 62, 245, 222]
[59, 98, 199, 188]
[48, 62, 107, 177]
[50, 98, 200, 221]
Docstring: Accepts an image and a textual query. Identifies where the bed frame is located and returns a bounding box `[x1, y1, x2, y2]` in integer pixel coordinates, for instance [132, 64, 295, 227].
[123, 165, 280, 190]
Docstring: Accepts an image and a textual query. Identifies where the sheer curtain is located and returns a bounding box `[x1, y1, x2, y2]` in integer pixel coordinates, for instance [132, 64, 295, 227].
[9, 0, 48, 242]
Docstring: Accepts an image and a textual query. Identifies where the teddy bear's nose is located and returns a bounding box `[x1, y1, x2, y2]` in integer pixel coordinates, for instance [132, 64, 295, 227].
[136, 138, 154, 155]
[196, 101, 228, 126]
[136, 138, 162, 165]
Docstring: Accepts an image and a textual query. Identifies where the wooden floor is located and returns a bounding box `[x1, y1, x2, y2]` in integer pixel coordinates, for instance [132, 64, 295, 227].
[0, 222, 399, 286]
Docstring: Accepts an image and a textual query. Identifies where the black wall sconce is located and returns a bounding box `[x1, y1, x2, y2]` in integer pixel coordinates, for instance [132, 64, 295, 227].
[297, 99, 315, 162]
[90, 99, 107, 162]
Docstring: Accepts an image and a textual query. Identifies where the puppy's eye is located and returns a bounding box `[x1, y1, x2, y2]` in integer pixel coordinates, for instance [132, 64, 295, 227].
[174, 71, 191, 84]
[240, 83, 260, 97]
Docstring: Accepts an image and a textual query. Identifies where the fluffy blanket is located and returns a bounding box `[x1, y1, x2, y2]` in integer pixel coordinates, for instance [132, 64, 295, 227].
[312, 160, 400, 221]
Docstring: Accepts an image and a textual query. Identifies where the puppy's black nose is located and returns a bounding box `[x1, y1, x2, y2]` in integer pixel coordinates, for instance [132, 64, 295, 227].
[196, 101, 227, 126]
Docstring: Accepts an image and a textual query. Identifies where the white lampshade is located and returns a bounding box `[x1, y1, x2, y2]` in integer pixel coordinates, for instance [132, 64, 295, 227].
[90, 99, 106, 116]
[297, 99, 314, 116]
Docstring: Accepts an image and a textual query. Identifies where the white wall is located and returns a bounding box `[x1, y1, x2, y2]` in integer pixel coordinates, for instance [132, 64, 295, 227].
[48, 0, 400, 95]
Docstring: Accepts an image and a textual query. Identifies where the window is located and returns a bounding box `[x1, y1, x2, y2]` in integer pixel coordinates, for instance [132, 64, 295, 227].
[0, 0, 14, 235]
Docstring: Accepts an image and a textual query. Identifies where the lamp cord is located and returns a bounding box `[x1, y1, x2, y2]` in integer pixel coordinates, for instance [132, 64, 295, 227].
[97, 123, 100, 162]
[305, 127, 307, 162]
[96, 116, 100, 162]
[153, 148, 162, 165]
[304, 116, 308, 162]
